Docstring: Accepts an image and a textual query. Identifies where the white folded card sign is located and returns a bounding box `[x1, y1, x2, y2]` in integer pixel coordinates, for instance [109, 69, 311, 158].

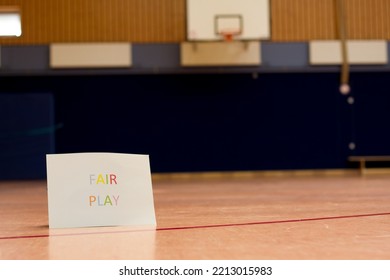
[46, 153, 156, 228]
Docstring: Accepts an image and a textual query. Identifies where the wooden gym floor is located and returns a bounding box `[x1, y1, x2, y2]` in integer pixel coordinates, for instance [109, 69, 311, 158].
[1, 172, 390, 260]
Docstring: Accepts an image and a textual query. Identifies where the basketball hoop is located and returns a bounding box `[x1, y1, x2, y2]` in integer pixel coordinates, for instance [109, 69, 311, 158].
[220, 30, 241, 42]
[215, 14, 243, 42]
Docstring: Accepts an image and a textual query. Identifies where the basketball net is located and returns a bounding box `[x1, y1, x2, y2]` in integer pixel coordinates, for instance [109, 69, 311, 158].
[220, 31, 240, 42]
[222, 32, 234, 42]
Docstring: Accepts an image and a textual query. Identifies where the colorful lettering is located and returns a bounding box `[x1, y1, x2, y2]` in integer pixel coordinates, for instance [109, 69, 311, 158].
[89, 195, 120, 206]
[89, 195, 96, 206]
[96, 174, 105, 184]
[110, 174, 117, 184]
[90, 173, 118, 185]
[89, 174, 96, 185]
[104, 195, 113, 206]
[113, 195, 120, 206]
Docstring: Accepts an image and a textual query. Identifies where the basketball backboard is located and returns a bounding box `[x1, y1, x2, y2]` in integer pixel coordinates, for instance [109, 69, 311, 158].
[187, 0, 270, 41]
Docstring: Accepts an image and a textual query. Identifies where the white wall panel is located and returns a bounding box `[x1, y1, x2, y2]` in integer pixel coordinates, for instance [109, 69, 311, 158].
[181, 41, 261, 66]
[310, 40, 388, 65]
[50, 43, 132, 68]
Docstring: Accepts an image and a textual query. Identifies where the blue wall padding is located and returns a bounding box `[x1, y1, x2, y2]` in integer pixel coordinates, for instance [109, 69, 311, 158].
[51, 73, 352, 172]
[1, 71, 390, 175]
[0, 93, 55, 179]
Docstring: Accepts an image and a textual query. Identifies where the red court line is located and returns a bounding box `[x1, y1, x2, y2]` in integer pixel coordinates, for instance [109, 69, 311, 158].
[1, 212, 390, 241]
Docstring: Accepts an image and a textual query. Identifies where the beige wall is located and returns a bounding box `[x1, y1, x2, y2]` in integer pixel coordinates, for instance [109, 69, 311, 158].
[0, 0, 389, 44]
[0, 0, 185, 44]
[272, 0, 390, 41]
